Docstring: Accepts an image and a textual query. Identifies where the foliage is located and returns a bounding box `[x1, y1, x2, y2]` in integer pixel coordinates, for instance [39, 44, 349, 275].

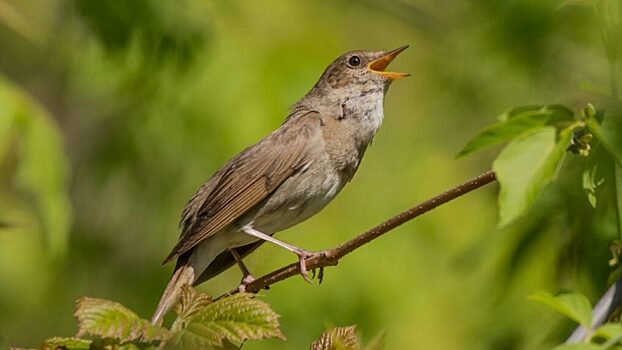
[74, 297, 170, 343]
[529, 291, 622, 349]
[310, 325, 359, 350]
[165, 288, 284, 349]
[3, 0, 622, 349]
[0, 76, 72, 258]
[529, 292, 593, 328]
[30, 287, 283, 350]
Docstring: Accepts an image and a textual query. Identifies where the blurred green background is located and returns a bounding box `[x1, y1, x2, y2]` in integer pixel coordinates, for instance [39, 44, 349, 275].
[0, 0, 618, 349]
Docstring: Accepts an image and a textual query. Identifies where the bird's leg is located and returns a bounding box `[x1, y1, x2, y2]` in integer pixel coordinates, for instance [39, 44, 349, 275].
[229, 248, 256, 292]
[241, 225, 318, 283]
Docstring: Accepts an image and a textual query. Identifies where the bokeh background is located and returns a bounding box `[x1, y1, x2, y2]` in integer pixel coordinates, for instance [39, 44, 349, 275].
[0, 0, 618, 349]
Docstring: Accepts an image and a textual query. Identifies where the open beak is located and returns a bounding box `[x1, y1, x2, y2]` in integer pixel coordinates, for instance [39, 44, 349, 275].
[368, 45, 410, 80]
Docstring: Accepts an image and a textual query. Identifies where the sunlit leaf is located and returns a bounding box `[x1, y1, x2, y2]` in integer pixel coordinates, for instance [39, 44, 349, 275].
[0, 76, 72, 258]
[582, 165, 604, 207]
[165, 293, 284, 350]
[493, 126, 573, 226]
[458, 105, 574, 157]
[529, 291, 592, 328]
[42, 337, 91, 350]
[310, 325, 360, 350]
[175, 284, 213, 321]
[592, 323, 622, 341]
[75, 297, 171, 343]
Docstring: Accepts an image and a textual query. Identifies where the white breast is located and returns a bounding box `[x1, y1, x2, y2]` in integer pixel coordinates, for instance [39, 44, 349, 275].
[344, 91, 385, 141]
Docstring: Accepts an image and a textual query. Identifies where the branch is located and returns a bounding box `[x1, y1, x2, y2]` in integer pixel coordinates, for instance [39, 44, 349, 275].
[223, 170, 497, 296]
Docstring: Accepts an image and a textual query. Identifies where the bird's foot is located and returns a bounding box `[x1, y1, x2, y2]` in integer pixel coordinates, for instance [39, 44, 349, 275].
[295, 250, 322, 284]
[238, 274, 256, 293]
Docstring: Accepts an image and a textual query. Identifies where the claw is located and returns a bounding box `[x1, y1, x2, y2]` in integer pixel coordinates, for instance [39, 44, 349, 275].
[238, 274, 255, 293]
[295, 250, 319, 284]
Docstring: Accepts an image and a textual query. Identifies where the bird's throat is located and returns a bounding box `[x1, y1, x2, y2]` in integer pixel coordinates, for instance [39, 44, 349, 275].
[341, 91, 385, 145]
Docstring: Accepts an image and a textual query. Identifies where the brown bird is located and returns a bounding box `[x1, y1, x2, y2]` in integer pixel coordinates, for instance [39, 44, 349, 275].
[151, 46, 409, 325]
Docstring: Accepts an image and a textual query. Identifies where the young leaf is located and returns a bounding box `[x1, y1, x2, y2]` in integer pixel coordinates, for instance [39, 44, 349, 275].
[528, 291, 593, 328]
[164, 293, 284, 350]
[309, 325, 360, 350]
[42, 337, 92, 350]
[493, 126, 573, 226]
[458, 105, 574, 157]
[582, 166, 604, 208]
[75, 297, 171, 343]
[175, 284, 213, 321]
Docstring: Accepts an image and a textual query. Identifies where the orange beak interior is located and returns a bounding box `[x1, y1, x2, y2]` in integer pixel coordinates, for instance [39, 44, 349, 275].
[368, 45, 410, 80]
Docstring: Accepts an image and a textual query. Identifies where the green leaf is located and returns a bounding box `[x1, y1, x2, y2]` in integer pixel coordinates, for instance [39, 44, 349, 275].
[458, 105, 574, 157]
[586, 112, 622, 166]
[310, 325, 360, 350]
[0, 76, 72, 258]
[175, 284, 213, 321]
[582, 165, 604, 208]
[493, 126, 573, 226]
[75, 297, 171, 343]
[164, 293, 284, 350]
[529, 291, 593, 328]
[593, 323, 622, 341]
[42, 337, 92, 350]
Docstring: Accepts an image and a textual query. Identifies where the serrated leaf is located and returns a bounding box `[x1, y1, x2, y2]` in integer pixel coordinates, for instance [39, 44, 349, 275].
[75, 297, 171, 343]
[175, 284, 213, 321]
[529, 291, 593, 328]
[493, 126, 573, 226]
[42, 337, 92, 350]
[164, 293, 284, 350]
[458, 105, 574, 157]
[310, 325, 360, 350]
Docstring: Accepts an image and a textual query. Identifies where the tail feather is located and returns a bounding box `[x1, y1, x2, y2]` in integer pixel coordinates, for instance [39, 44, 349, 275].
[150, 265, 195, 326]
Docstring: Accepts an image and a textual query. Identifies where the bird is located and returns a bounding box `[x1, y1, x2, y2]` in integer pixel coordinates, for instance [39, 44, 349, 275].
[151, 46, 409, 325]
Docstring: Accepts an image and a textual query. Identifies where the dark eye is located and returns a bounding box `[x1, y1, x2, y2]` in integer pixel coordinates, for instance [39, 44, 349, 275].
[348, 55, 361, 67]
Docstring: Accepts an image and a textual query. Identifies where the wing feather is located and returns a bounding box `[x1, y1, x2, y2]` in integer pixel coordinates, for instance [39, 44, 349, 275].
[163, 110, 320, 264]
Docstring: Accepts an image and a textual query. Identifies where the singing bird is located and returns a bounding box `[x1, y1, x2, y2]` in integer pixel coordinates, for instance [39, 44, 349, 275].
[151, 46, 409, 325]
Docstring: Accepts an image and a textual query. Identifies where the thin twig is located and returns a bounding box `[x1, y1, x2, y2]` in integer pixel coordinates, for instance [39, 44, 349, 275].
[222, 170, 497, 296]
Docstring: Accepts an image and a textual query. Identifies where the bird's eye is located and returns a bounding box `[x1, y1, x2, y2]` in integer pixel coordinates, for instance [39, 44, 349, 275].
[348, 55, 361, 67]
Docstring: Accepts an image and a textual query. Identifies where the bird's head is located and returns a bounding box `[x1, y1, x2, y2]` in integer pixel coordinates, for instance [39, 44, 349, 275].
[312, 45, 409, 100]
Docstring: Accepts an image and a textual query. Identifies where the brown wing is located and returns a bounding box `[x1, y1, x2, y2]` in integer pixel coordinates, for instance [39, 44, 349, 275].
[163, 110, 321, 264]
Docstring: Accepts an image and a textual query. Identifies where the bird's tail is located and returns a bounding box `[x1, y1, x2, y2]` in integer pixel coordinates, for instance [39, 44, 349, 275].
[150, 264, 195, 326]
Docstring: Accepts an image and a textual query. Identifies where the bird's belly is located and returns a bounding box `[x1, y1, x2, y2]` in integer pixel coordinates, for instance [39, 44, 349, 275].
[249, 169, 344, 234]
